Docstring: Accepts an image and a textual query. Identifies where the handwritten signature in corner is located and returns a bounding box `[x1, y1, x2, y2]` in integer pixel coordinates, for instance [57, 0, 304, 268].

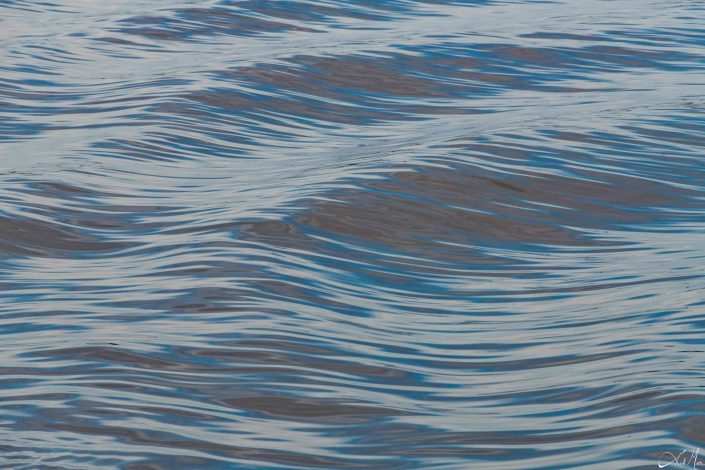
[659, 448, 705, 469]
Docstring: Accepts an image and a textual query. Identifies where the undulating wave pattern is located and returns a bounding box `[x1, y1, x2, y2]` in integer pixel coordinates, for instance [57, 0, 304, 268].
[0, 0, 704, 468]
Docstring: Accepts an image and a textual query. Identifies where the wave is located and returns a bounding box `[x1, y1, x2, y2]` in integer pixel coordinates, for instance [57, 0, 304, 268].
[0, 0, 704, 468]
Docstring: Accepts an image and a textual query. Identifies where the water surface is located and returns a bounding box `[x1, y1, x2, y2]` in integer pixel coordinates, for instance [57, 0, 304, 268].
[0, 0, 704, 468]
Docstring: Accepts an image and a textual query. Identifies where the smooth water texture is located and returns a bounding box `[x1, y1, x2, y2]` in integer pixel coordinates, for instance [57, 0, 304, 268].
[0, 1, 704, 469]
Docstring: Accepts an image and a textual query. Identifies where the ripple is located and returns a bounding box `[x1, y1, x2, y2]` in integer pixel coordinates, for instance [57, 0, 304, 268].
[0, 0, 704, 468]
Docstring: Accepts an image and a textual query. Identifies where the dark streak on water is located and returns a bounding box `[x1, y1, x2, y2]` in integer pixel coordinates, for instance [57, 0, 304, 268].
[0, 1, 704, 469]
